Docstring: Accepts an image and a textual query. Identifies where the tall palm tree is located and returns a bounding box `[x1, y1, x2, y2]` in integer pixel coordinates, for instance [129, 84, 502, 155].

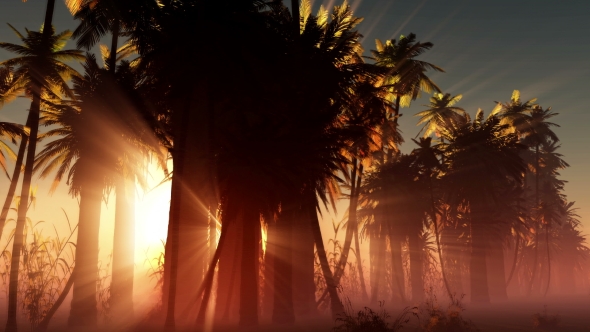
[442, 109, 525, 302]
[411, 136, 453, 299]
[34, 54, 116, 327]
[372, 34, 444, 126]
[0, 22, 83, 331]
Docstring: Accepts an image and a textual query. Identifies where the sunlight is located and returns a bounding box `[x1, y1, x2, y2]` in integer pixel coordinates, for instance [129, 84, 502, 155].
[135, 163, 171, 254]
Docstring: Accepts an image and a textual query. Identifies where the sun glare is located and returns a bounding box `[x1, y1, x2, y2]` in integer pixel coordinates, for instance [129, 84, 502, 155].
[135, 164, 171, 255]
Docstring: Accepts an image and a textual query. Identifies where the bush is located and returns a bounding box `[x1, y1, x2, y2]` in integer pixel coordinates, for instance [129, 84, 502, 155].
[332, 300, 417, 332]
[420, 292, 479, 332]
[532, 305, 561, 330]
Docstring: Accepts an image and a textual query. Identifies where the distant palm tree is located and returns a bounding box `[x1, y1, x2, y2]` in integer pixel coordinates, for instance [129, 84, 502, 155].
[416, 92, 465, 139]
[372, 34, 444, 126]
[0, 22, 83, 331]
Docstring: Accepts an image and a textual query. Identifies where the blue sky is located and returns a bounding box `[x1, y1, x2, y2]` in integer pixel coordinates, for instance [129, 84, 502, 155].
[1, 0, 589, 230]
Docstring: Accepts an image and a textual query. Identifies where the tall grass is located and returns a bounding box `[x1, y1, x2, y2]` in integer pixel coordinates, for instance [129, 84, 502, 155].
[0, 209, 76, 330]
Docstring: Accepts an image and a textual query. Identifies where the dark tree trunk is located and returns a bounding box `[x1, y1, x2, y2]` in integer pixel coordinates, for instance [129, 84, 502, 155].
[370, 228, 386, 304]
[469, 221, 490, 303]
[272, 206, 295, 324]
[292, 207, 317, 318]
[408, 228, 423, 303]
[527, 145, 541, 296]
[239, 208, 260, 327]
[164, 84, 212, 328]
[389, 230, 406, 303]
[487, 243, 508, 301]
[214, 217, 241, 323]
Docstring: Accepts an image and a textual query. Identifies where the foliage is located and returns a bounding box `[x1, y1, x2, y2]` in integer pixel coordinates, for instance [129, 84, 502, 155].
[419, 291, 479, 332]
[332, 300, 417, 332]
[0, 211, 75, 330]
[531, 306, 561, 330]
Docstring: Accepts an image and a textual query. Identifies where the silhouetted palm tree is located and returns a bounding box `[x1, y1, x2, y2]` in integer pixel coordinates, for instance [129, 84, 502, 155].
[416, 92, 465, 139]
[372, 34, 444, 125]
[442, 109, 525, 302]
[0, 21, 83, 331]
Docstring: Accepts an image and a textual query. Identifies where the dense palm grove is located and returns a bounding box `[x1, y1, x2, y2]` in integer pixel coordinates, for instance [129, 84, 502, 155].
[0, 0, 588, 331]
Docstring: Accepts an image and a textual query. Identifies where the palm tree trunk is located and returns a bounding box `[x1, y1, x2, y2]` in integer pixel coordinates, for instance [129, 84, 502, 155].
[544, 223, 551, 297]
[527, 145, 541, 296]
[333, 160, 360, 283]
[68, 170, 102, 326]
[109, 20, 119, 73]
[308, 196, 344, 319]
[505, 233, 520, 287]
[469, 216, 490, 303]
[0, 114, 31, 242]
[292, 206, 317, 317]
[353, 225, 368, 301]
[195, 214, 231, 326]
[272, 205, 295, 324]
[110, 175, 135, 321]
[5, 95, 41, 332]
[240, 208, 260, 327]
[408, 226, 423, 303]
[389, 228, 406, 302]
[428, 177, 452, 299]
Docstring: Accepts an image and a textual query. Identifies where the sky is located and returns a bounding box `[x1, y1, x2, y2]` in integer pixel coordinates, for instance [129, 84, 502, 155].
[0, 0, 589, 255]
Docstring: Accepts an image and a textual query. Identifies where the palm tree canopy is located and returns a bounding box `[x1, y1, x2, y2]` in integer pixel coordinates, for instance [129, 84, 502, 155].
[371, 33, 444, 108]
[416, 92, 466, 138]
[0, 25, 84, 99]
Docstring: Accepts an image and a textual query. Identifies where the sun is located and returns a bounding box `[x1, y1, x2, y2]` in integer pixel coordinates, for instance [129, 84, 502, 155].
[135, 166, 171, 253]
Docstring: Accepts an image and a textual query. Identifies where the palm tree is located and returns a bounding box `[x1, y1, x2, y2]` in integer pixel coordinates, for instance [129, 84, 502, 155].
[372, 34, 444, 126]
[0, 23, 83, 331]
[411, 136, 453, 299]
[415, 92, 465, 139]
[34, 54, 117, 327]
[441, 109, 525, 302]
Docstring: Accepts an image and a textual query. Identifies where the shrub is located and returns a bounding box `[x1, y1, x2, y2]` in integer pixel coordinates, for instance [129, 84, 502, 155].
[332, 300, 417, 332]
[420, 292, 479, 332]
[532, 305, 561, 330]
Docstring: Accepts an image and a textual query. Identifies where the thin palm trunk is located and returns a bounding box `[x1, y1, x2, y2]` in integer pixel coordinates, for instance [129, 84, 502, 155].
[505, 233, 520, 287]
[317, 160, 362, 305]
[36, 269, 75, 332]
[5, 1, 54, 329]
[527, 145, 540, 296]
[195, 215, 230, 326]
[408, 226, 423, 303]
[0, 114, 31, 241]
[333, 160, 360, 282]
[308, 196, 344, 319]
[544, 223, 551, 296]
[5, 94, 41, 332]
[428, 177, 452, 299]
[389, 228, 406, 302]
[353, 225, 368, 301]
